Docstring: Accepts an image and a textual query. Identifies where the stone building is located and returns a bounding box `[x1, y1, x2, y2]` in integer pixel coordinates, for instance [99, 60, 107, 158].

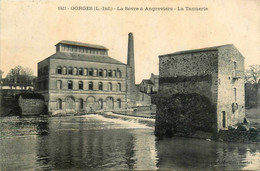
[156, 44, 245, 136]
[37, 33, 137, 114]
[139, 73, 159, 94]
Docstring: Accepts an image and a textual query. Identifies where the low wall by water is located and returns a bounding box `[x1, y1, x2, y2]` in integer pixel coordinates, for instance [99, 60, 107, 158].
[218, 130, 260, 144]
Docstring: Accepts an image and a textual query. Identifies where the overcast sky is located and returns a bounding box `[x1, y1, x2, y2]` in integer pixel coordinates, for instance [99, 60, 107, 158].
[1, 0, 259, 83]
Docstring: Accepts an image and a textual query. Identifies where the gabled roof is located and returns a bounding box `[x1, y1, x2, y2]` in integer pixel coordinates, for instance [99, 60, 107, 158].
[159, 44, 233, 57]
[48, 52, 125, 65]
[142, 79, 153, 84]
[56, 40, 108, 50]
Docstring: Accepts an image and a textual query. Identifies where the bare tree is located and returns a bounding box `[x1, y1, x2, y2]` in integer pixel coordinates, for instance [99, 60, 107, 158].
[5, 65, 35, 83]
[245, 64, 260, 108]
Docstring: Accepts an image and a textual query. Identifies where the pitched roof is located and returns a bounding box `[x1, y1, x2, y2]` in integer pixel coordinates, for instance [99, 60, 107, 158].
[48, 52, 126, 65]
[142, 79, 153, 84]
[56, 40, 108, 50]
[159, 44, 233, 57]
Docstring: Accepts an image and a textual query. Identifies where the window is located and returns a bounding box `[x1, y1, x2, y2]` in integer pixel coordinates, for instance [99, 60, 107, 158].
[57, 99, 62, 110]
[113, 70, 116, 77]
[79, 99, 84, 109]
[108, 70, 112, 77]
[108, 82, 112, 91]
[117, 99, 121, 109]
[56, 80, 62, 89]
[99, 69, 103, 77]
[89, 81, 93, 90]
[63, 67, 67, 75]
[94, 69, 98, 76]
[117, 71, 121, 78]
[89, 69, 93, 76]
[104, 70, 107, 77]
[98, 82, 103, 90]
[73, 68, 78, 75]
[79, 68, 83, 75]
[117, 83, 121, 91]
[98, 99, 103, 109]
[68, 67, 73, 75]
[68, 80, 73, 89]
[57, 66, 62, 74]
[79, 81, 83, 90]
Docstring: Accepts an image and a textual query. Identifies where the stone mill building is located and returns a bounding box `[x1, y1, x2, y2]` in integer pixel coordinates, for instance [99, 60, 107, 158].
[36, 33, 137, 114]
[155, 44, 245, 137]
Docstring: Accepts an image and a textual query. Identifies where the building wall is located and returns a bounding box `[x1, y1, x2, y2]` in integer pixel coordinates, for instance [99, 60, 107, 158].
[38, 58, 128, 114]
[18, 97, 46, 115]
[159, 51, 218, 101]
[217, 46, 245, 130]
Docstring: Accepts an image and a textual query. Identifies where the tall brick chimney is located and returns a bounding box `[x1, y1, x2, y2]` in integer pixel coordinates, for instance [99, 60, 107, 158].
[126, 32, 136, 105]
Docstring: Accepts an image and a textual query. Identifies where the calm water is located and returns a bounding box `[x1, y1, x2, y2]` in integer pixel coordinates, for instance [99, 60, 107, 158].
[0, 115, 259, 170]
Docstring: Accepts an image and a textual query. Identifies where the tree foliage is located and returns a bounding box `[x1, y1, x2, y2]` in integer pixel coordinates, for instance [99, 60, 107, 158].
[5, 65, 35, 83]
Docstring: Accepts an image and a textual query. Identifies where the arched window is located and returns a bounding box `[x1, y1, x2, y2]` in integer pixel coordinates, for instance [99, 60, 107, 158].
[117, 99, 121, 109]
[89, 68, 93, 76]
[103, 70, 107, 77]
[99, 69, 103, 77]
[63, 66, 67, 75]
[79, 99, 84, 109]
[79, 81, 83, 90]
[84, 68, 88, 76]
[88, 81, 93, 90]
[78, 68, 83, 75]
[57, 66, 62, 74]
[98, 99, 103, 109]
[94, 69, 98, 76]
[73, 67, 78, 75]
[56, 80, 62, 89]
[108, 82, 112, 91]
[68, 80, 73, 89]
[117, 83, 121, 91]
[98, 82, 103, 90]
[108, 70, 112, 77]
[68, 67, 73, 75]
[113, 70, 116, 77]
[57, 99, 62, 110]
[117, 70, 121, 78]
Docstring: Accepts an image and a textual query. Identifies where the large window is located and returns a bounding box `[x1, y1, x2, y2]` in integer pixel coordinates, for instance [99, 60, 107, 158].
[89, 81, 93, 90]
[56, 80, 62, 89]
[79, 68, 83, 75]
[99, 69, 103, 77]
[98, 82, 103, 90]
[117, 83, 121, 91]
[79, 81, 83, 90]
[68, 80, 73, 89]
[79, 99, 84, 109]
[117, 99, 121, 108]
[57, 66, 62, 74]
[89, 69, 93, 76]
[108, 70, 112, 77]
[57, 99, 62, 110]
[108, 82, 112, 91]
[68, 67, 73, 75]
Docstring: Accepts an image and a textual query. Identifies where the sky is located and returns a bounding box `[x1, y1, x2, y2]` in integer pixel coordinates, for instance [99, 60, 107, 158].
[0, 0, 260, 83]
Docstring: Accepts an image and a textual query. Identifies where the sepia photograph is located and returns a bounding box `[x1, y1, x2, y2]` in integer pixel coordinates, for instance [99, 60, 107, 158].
[0, 0, 260, 170]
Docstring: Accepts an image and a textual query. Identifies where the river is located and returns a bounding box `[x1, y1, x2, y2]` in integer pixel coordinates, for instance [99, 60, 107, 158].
[0, 114, 259, 170]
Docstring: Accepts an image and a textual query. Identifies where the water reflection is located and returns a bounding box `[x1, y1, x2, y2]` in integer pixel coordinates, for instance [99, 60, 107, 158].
[0, 115, 259, 170]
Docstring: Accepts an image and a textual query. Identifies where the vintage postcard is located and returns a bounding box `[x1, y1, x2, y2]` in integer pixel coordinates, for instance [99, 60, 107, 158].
[0, 0, 259, 170]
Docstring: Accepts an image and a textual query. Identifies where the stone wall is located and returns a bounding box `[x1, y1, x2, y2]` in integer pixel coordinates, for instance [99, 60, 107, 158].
[18, 94, 46, 115]
[218, 130, 260, 144]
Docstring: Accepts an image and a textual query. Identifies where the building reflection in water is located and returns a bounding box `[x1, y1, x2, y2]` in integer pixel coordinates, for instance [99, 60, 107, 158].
[1, 116, 259, 170]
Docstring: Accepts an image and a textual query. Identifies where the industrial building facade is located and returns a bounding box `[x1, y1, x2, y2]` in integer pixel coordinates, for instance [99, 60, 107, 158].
[156, 44, 245, 134]
[37, 33, 137, 114]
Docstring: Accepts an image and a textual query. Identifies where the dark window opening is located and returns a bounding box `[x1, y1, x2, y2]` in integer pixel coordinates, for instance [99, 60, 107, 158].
[68, 81, 73, 89]
[89, 82, 93, 90]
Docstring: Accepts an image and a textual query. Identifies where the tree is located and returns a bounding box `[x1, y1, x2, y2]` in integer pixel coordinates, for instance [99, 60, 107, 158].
[0, 70, 3, 79]
[245, 64, 260, 108]
[245, 64, 260, 84]
[5, 65, 35, 83]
